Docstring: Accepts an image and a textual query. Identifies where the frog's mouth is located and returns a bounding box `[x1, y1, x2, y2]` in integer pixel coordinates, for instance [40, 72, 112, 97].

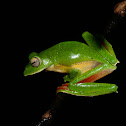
[24, 68, 44, 76]
[24, 63, 45, 76]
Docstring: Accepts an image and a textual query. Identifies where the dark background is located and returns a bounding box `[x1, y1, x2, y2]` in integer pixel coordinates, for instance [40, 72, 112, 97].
[12, 0, 125, 125]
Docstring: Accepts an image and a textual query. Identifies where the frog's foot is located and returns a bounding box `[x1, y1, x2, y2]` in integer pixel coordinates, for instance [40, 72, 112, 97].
[57, 82, 118, 96]
[57, 83, 78, 95]
[56, 83, 84, 96]
[57, 83, 69, 93]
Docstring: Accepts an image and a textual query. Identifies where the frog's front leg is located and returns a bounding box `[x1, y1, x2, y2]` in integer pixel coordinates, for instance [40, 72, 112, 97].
[57, 64, 118, 96]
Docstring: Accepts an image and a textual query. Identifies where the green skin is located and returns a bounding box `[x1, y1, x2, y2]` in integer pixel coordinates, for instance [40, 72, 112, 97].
[24, 31, 119, 96]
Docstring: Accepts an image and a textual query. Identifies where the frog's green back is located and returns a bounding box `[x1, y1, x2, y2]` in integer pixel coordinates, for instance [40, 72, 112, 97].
[39, 41, 107, 66]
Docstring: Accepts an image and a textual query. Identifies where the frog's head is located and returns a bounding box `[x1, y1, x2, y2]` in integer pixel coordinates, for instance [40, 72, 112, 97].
[24, 52, 52, 76]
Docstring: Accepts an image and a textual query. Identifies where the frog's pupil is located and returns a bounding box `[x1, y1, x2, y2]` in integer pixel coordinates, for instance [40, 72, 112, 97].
[31, 61, 36, 64]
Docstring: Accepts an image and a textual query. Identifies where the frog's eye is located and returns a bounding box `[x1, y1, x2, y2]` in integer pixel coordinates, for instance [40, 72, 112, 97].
[30, 57, 41, 67]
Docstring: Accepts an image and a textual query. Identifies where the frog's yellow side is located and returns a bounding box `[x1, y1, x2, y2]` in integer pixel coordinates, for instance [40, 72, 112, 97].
[46, 61, 101, 74]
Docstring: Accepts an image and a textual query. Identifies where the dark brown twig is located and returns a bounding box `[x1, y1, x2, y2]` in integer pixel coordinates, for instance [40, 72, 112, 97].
[114, 0, 126, 17]
[36, 93, 68, 126]
[104, 0, 126, 37]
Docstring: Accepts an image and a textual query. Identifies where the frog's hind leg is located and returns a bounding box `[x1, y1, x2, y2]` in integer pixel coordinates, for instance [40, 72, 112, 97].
[57, 82, 118, 96]
[57, 63, 117, 96]
[56, 68, 118, 96]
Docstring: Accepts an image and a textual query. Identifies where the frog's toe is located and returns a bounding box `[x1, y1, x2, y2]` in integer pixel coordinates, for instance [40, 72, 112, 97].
[57, 83, 69, 93]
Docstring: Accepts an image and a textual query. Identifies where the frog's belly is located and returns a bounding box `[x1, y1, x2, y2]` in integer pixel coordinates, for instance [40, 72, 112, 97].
[46, 61, 101, 74]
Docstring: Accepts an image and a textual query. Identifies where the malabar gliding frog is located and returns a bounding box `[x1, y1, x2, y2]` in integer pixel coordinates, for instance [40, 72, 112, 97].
[24, 31, 119, 96]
